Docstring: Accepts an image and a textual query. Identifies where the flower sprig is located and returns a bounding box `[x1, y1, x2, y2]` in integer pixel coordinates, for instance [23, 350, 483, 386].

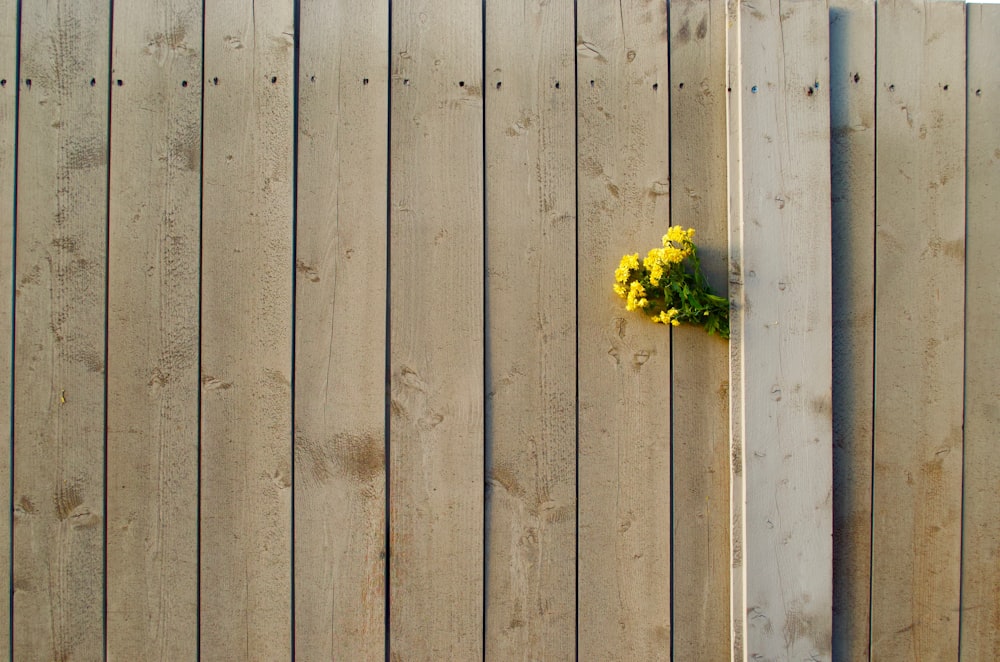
[614, 226, 729, 339]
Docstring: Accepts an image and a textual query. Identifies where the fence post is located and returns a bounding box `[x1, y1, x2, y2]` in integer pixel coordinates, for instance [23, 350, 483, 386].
[727, 1, 834, 659]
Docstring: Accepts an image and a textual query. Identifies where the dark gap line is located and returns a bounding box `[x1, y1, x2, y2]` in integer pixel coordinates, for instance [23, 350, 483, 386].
[572, 0, 580, 658]
[665, 2, 674, 658]
[196, 0, 207, 657]
[8, 0, 22, 656]
[867, 4, 878, 659]
[384, 2, 393, 660]
[102, 3, 116, 658]
[290, 0, 301, 659]
[480, 0, 488, 658]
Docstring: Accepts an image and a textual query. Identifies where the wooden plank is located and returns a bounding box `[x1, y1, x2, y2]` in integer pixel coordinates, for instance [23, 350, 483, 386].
[483, 1, 575, 658]
[828, 2, 875, 661]
[12, 2, 110, 659]
[668, 2, 731, 659]
[730, 1, 833, 659]
[576, 2, 671, 658]
[0, 0, 13, 655]
[104, 2, 201, 659]
[724, 3, 745, 656]
[388, 1, 484, 658]
[871, 2, 966, 659]
[960, 5, 1000, 660]
[199, 1, 295, 659]
[294, 1, 388, 659]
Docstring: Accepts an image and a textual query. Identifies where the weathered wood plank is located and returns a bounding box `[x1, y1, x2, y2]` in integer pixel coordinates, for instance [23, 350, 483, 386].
[483, 1, 576, 658]
[871, 2, 966, 659]
[294, 1, 388, 659]
[576, 1, 671, 658]
[388, 1, 484, 658]
[200, 1, 295, 658]
[0, 0, 14, 655]
[730, 1, 833, 659]
[960, 5, 1000, 660]
[828, 2, 875, 661]
[724, 3, 745, 656]
[12, 2, 110, 659]
[105, 2, 202, 659]
[668, 2, 731, 659]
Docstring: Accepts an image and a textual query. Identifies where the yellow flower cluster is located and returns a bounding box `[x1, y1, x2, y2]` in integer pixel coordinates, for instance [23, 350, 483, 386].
[652, 308, 681, 326]
[625, 281, 648, 311]
[611, 225, 729, 338]
[614, 253, 640, 298]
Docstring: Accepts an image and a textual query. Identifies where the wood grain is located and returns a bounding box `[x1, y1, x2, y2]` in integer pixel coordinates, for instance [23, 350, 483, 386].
[294, 1, 388, 659]
[388, 1, 484, 658]
[871, 2, 966, 659]
[960, 5, 1000, 660]
[483, 1, 576, 659]
[668, 2, 731, 659]
[105, 2, 202, 659]
[724, 3, 745, 656]
[828, 2, 875, 661]
[200, 1, 295, 659]
[12, 2, 109, 659]
[0, 0, 13, 655]
[576, 1, 672, 658]
[730, 1, 833, 659]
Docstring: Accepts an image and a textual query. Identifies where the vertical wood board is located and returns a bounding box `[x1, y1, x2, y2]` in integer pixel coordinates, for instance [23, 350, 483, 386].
[388, 1, 484, 658]
[200, 1, 295, 658]
[294, 1, 388, 659]
[668, 1, 732, 659]
[828, 2, 875, 660]
[576, 1, 672, 658]
[483, 1, 576, 659]
[12, 3, 109, 659]
[724, 2, 746, 656]
[732, 1, 833, 659]
[960, 5, 1000, 660]
[0, 1, 15, 654]
[871, 2, 966, 658]
[105, 2, 202, 659]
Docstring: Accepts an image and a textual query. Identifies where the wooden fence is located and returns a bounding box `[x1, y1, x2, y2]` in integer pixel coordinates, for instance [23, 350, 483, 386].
[0, 0, 996, 660]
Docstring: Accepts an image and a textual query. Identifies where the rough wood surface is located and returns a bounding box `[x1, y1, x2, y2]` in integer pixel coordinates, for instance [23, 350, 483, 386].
[483, 1, 576, 659]
[871, 2, 966, 659]
[12, 2, 109, 659]
[105, 2, 202, 660]
[724, 3, 745, 656]
[388, 1, 484, 658]
[731, 1, 833, 659]
[828, 2, 875, 661]
[199, 1, 295, 659]
[668, 2, 731, 659]
[0, 2, 14, 654]
[576, 1, 672, 658]
[294, 2, 388, 659]
[960, 5, 1000, 660]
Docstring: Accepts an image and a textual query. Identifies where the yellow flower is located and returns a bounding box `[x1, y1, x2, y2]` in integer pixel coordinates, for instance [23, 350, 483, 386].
[615, 253, 640, 285]
[625, 281, 646, 311]
[613, 283, 627, 298]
